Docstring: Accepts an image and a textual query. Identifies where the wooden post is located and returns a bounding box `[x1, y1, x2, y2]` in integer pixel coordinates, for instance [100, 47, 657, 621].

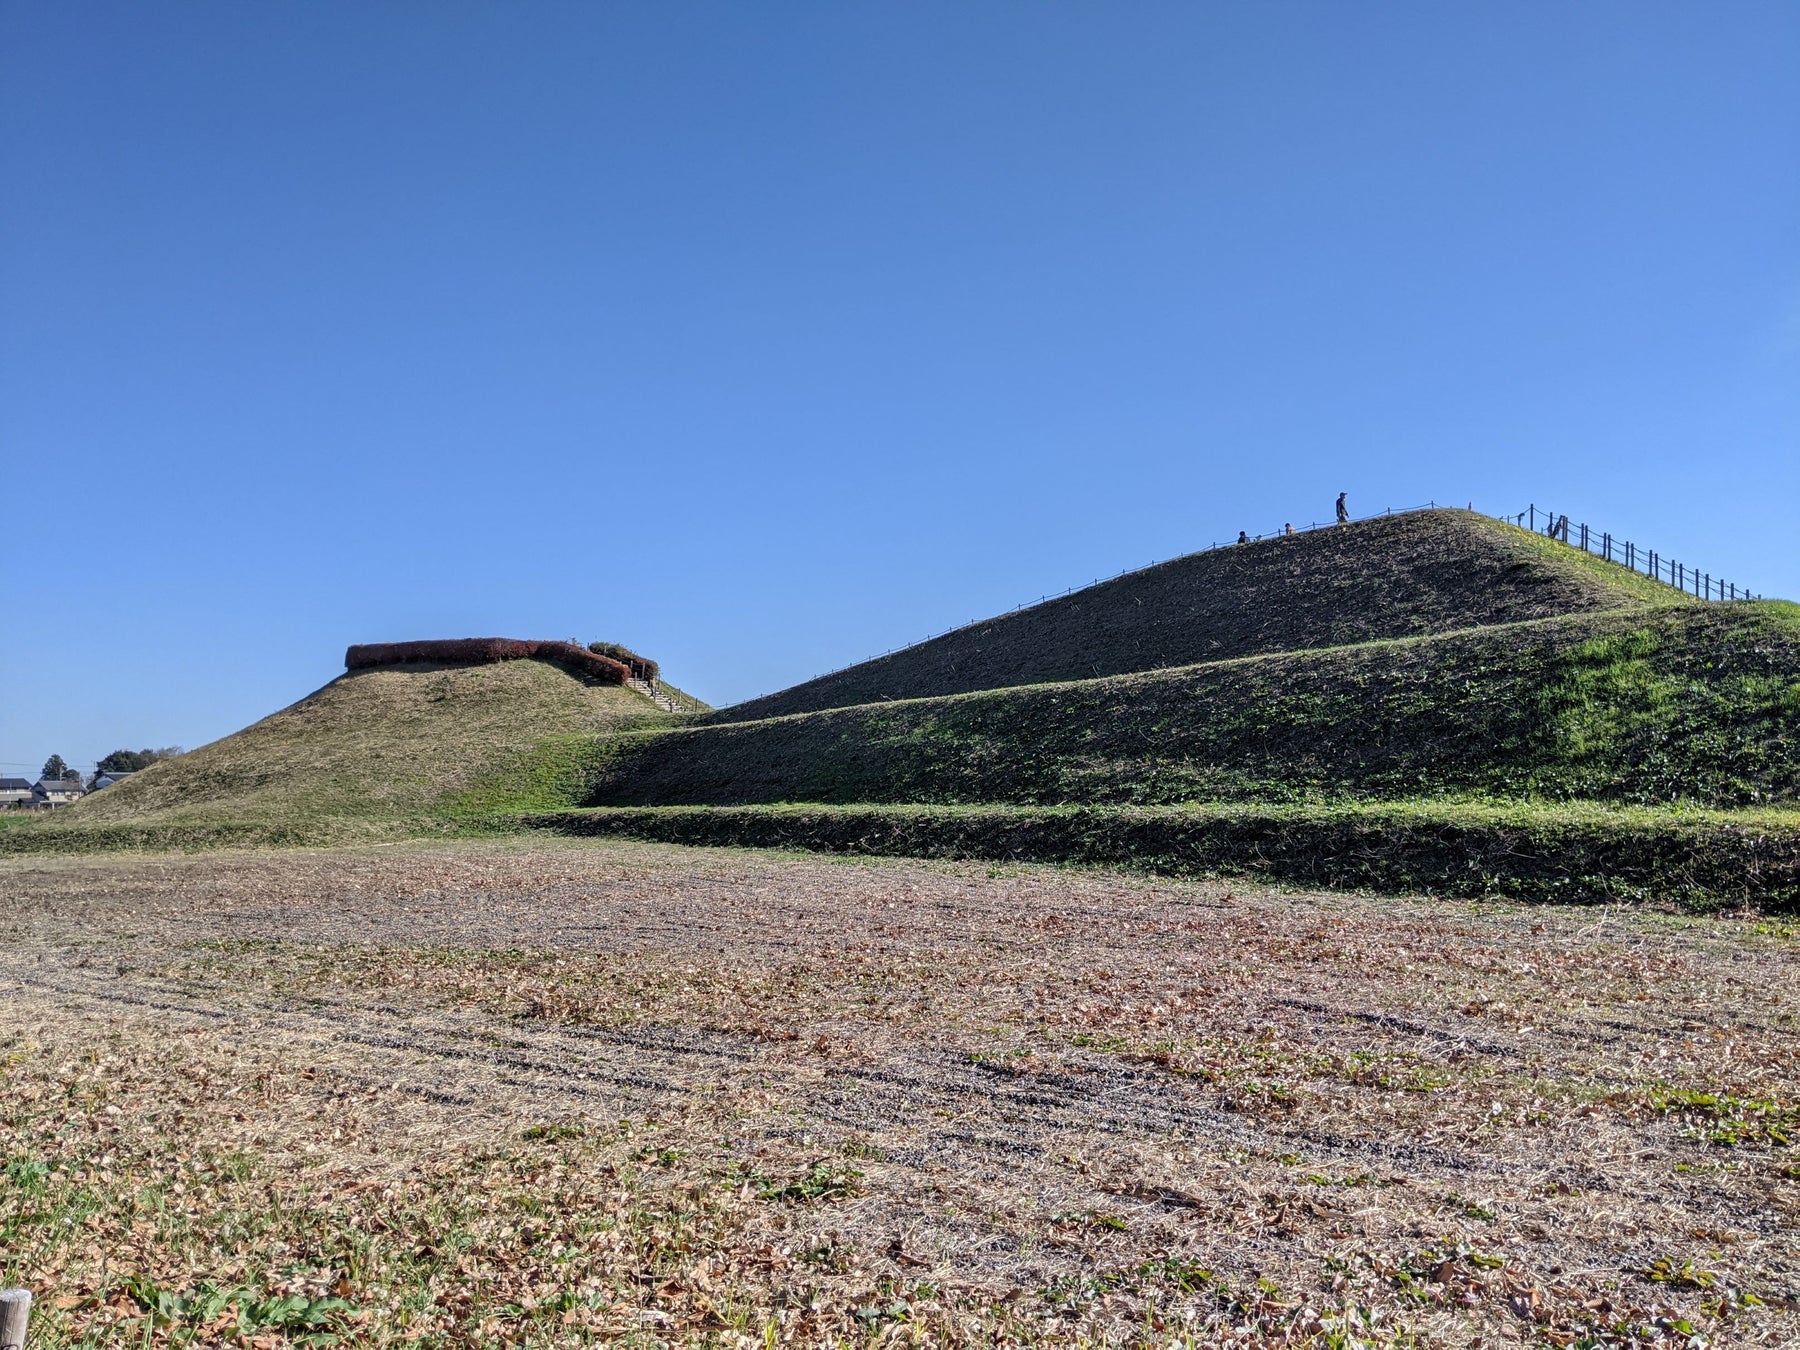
[0, 1289, 30, 1350]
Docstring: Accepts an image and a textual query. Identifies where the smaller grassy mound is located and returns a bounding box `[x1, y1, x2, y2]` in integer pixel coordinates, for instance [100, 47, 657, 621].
[47, 659, 676, 837]
[718, 510, 1683, 722]
[528, 800, 1800, 910]
[575, 602, 1800, 812]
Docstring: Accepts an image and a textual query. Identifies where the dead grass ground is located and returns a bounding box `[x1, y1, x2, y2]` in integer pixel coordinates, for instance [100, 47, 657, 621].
[3, 837, 1799, 1347]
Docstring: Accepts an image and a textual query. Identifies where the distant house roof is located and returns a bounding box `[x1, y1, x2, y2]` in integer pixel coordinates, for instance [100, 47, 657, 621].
[0, 778, 30, 792]
[91, 771, 135, 788]
[35, 778, 84, 792]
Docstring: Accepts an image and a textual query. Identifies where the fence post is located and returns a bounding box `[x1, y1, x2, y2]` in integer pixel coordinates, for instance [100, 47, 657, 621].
[1528, 504, 1536, 531]
[0, 1289, 30, 1350]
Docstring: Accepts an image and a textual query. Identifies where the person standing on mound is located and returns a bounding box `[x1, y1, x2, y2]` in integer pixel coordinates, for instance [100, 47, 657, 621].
[1336, 492, 1349, 524]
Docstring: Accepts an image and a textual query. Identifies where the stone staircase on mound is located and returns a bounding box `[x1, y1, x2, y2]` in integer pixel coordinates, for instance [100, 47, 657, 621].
[628, 677, 701, 715]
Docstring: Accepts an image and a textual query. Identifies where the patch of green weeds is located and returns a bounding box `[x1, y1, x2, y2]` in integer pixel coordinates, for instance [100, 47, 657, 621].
[745, 1161, 865, 1204]
[1650, 1088, 1796, 1148]
[117, 1276, 355, 1344]
[1444, 1193, 1496, 1220]
[1050, 1208, 1129, 1233]
[520, 1119, 587, 1142]
[1641, 1255, 1718, 1290]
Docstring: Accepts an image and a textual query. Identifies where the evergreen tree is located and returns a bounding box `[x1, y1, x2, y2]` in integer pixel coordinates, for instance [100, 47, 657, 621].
[96, 747, 183, 774]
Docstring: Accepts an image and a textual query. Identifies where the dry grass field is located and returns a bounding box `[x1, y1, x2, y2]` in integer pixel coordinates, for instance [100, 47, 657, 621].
[4, 837, 1800, 1347]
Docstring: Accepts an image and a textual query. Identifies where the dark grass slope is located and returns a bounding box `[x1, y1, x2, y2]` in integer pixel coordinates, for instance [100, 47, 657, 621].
[532, 801, 1800, 910]
[715, 510, 1682, 723]
[580, 603, 1800, 812]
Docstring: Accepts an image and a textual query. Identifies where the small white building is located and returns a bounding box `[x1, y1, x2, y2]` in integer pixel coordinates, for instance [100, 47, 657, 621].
[90, 770, 136, 791]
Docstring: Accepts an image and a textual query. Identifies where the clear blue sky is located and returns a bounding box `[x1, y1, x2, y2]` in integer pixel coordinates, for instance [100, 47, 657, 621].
[5, 2, 1797, 775]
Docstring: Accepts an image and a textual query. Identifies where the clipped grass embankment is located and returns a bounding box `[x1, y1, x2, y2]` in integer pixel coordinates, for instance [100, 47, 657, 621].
[528, 799, 1800, 910]
[584, 602, 1800, 811]
[491, 601, 1800, 907]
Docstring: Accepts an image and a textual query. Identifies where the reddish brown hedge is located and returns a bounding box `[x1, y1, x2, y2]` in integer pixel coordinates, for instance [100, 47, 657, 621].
[587, 642, 659, 683]
[345, 639, 631, 684]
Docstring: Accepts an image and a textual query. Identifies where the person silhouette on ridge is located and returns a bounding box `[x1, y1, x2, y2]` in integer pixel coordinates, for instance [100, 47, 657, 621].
[1336, 492, 1349, 524]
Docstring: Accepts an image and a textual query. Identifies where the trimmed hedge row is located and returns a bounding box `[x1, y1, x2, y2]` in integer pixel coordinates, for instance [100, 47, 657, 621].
[587, 642, 659, 683]
[526, 802, 1800, 911]
[345, 639, 631, 684]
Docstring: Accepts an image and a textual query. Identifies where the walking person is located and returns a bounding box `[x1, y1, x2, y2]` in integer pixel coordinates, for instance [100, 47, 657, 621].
[1335, 492, 1348, 524]
[1284, 522, 1295, 536]
[1237, 530, 1249, 545]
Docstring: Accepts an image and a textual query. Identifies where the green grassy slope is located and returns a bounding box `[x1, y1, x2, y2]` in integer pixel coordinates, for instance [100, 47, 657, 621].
[56, 659, 676, 832]
[11, 511, 1791, 908]
[716, 510, 1684, 723]
[572, 602, 1799, 812]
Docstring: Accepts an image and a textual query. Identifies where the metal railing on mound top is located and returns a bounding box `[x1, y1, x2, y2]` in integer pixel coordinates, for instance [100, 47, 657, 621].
[1504, 504, 1759, 603]
[789, 501, 1761, 690]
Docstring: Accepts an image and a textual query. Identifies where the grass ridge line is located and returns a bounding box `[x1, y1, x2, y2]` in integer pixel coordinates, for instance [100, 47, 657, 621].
[526, 801, 1800, 911]
[715, 510, 1679, 722]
